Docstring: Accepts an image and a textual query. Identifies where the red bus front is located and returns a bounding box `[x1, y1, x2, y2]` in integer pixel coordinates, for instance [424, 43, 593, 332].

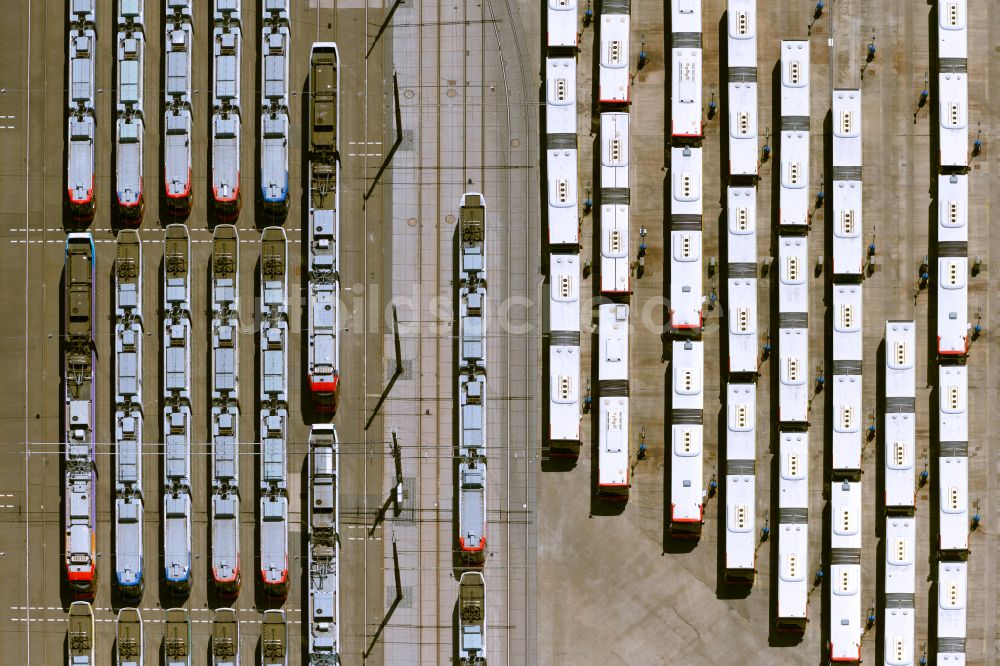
[310, 375, 340, 414]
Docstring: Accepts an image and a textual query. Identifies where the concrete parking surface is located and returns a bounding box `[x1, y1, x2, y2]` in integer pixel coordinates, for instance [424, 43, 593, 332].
[0, 0, 997, 665]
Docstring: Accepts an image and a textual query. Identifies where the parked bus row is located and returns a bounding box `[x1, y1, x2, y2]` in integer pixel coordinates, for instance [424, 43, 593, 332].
[597, 2, 632, 499]
[774, 37, 811, 633]
[935, 5, 970, 664]
[828, 87, 864, 660]
[66, 601, 289, 666]
[667, 0, 704, 535]
[883, 321, 917, 666]
[544, 13, 581, 456]
[71, 0, 296, 224]
[723, 0, 758, 577]
[597, 0, 632, 495]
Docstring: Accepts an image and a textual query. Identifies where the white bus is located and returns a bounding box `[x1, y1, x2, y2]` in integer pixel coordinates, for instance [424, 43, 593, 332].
[545, 57, 577, 136]
[669, 228, 703, 332]
[546, 146, 580, 247]
[778, 236, 808, 425]
[937, 561, 968, 665]
[832, 89, 862, 172]
[725, 382, 756, 583]
[670, 339, 704, 539]
[938, 0, 968, 62]
[831, 88, 863, 277]
[548, 254, 581, 454]
[829, 480, 862, 663]
[884, 321, 916, 510]
[727, 187, 757, 374]
[777, 235, 808, 314]
[547, 0, 578, 50]
[938, 70, 968, 169]
[726, 0, 758, 177]
[831, 285, 862, 473]
[883, 516, 915, 666]
[670, 146, 703, 220]
[938, 173, 968, 245]
[938, 365, 969, 554]
[937, 254, 969, 356]
[600, 112, 630, 189]
[937, 0, 968, 185]
[777, 431, 809, 633]
[780, 40, 810, 119]
[599, 7, 630, 104]
[831, 178, 862, 277]
[600, 202, 630, 296]
[597, 396, 630, 500]
[779, 128, 810, 230]
[598, 303, 629, 385]
[670, 17, 702, 140]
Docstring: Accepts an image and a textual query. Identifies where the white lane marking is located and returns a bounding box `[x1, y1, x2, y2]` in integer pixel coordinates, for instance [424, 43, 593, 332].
[9, 238, 302, 245]
[348, 153, 382, 157]
[10, 605, 302, 614]
[11, 617, 306, 624]
[348, 140, 382, 145]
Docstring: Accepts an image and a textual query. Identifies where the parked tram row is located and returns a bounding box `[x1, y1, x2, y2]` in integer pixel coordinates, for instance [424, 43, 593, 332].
[65, 0, 293, 227]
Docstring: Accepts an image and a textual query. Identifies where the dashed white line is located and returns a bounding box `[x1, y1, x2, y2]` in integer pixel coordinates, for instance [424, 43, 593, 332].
[10, 604, 303, 614]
